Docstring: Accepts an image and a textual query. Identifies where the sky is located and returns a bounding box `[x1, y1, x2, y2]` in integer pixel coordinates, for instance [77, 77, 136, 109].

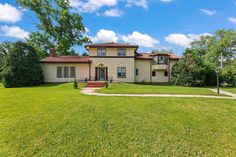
[0, 0, 236, 56]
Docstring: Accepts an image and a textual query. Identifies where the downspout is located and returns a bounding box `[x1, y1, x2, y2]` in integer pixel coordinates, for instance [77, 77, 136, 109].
[89, 62, 91, 81]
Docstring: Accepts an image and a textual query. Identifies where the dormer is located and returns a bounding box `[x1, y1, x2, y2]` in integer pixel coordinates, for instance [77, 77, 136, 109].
[85, 42, 138, 57]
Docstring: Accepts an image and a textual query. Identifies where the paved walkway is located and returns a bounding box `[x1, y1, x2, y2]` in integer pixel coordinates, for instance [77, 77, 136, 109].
[81, 88, 236, 100]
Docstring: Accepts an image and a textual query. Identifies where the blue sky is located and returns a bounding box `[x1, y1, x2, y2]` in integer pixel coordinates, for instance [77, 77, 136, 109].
[0, 0, 236, 56]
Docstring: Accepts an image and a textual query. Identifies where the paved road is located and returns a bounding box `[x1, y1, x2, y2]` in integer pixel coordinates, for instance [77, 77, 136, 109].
[81, 88, 236, 100]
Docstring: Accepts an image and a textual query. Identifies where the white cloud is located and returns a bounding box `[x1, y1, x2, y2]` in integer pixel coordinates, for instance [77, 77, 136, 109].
[69, 0, 118, 12]
[228, 17, 236, 24]
[201, 9, 216, 16]
[0, 3, 23, 23]
[160, 0, 173, 3]
[126, 0, 148, 9]
[91, 29, 119, 43]
[99, 8, 123, 17]
[122, 31, 159, 47]
[85, 27, 90, 32]
[165, 33, 211, 48]
[0, 25, 29, 40]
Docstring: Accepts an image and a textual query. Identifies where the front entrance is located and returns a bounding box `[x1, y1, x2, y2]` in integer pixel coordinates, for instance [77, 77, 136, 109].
[98, 67, 106, 81]
[95, 64, 108, 81]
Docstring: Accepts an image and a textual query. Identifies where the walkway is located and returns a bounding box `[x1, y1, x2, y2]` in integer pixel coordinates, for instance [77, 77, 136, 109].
[81, 88, 236, 100]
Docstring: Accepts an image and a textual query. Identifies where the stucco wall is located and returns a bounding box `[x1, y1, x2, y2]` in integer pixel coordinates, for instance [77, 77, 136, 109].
[90, 58, 135, 82]
[89, 48, 136, 56]
[135, 60, 151, 82]
[41, 63, 90, 82]
[152, 70, 169, 83]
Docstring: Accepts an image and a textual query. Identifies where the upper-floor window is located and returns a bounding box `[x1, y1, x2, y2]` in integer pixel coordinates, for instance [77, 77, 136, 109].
[97, 48, 106, 56]
[158, 56, 167, 64]
[153, 55, 168, 64]
[118, 48, 126, 56]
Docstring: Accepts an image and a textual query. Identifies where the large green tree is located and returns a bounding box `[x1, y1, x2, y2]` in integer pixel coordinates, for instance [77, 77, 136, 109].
[17, 0, 90, 57]
[0, 42, 13, 81]
[172, 29, 236, 87]
[1, 42, 43, 88]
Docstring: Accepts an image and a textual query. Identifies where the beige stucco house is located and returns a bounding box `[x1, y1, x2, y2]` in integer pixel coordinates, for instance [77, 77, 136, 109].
[40, 42, 180, 83]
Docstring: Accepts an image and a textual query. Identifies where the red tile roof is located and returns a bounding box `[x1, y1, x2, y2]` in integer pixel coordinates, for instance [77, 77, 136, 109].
[40, 56, 91, 63]
[85, 42, 138, 49]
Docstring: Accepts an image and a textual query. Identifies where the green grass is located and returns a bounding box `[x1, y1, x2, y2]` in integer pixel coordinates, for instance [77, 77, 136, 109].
[222, 87, 236, 94]
[1, 83, 236, 156]
[99, 83, 219, 95]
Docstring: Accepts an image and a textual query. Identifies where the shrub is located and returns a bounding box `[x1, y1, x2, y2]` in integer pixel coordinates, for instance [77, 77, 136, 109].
[1, 42, 43, 87]
[74, 79, 78, 89]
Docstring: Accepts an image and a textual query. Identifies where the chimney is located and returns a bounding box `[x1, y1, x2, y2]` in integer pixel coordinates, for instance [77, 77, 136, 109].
[49, 48, 56, 57]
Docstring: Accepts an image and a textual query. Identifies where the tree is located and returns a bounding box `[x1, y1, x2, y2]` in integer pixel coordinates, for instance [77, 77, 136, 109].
[0, 42, 13, 81]
[1, 42, 43, 87]
[17, 0, 90, 56]
[172, 29, 236, 87]
[171, 49, 212, 86]
[82, 52, 89, 56]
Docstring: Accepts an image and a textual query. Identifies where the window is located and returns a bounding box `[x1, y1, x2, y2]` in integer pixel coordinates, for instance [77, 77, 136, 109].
[136, 69, 139, 76]
[70, 67, 76, 78]
[164, 71, 168, 77]
[152, 71, 156, 77]
[98, 48, 106, 56]
[64, 67, 69, 78]
[158, 56, 167, 64]
[117, 67, 126, 78]
[118, 48, 126, 56]
[57, 67, 62, 78]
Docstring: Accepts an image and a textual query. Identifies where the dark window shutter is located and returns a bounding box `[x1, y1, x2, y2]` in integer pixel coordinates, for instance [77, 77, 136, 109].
[106, 67, 108, 80]
[95, 67, 98, 81]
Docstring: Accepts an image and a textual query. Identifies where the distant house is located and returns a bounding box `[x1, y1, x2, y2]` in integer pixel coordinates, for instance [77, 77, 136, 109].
[40, 42, 180, 83]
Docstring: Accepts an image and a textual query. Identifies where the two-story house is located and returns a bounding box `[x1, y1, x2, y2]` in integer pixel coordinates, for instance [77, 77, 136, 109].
[40, 42, 180, 83]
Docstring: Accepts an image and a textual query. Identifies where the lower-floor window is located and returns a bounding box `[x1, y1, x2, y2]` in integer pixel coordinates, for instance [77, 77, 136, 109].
[64, 67, 69, 78]
[70, 67, 76, 78]
[164, 71, 168, 77]
[57, 67, 62, 78]
[117, 67, 126, 78]
[136, 69, 139, 76]
[152, 71, 156, 77]
[57, 66, 76, 78]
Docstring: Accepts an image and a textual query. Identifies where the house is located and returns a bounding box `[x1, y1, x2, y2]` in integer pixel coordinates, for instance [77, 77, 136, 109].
[40, 42, 180, 83]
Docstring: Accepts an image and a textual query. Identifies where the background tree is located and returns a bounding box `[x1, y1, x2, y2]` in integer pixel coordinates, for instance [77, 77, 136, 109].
[0, 42, 13, 81]
[172, 29, 236, 87]
[17, 0, 90, 57]
[1, 42, 43, 88]
[82, 52, 89, 56]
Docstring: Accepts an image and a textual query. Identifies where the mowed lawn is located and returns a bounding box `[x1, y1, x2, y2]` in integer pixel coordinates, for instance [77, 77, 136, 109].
[99, 83, 219, 95]
[0, 83, 236, 156]
[223, 87, 236, 94]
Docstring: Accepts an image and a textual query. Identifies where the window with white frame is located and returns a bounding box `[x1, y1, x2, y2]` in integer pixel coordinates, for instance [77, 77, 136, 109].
[64, 67, 69, 78]
[118, 48, 126, 56]
[70, 67, 76, 78]
[57, 67, 62, 78]
[57, 66, 76, 78]
[117, 67, 126, 78]
[97, 48, 106, 56]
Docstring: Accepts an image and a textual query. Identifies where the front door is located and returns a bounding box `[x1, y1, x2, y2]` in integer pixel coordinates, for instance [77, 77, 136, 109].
[99, 67, 105, 81]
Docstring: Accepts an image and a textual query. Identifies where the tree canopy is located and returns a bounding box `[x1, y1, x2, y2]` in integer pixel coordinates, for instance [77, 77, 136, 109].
[172, 29, 236, 87]
[17, 0, 90, 57]
[1, 42, 43, 87]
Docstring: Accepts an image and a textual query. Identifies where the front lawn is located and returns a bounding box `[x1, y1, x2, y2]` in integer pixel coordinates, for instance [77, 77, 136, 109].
[222, 87, 236, 94]
[0, 83, 236, 156]
[99, 83, 219, 95]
